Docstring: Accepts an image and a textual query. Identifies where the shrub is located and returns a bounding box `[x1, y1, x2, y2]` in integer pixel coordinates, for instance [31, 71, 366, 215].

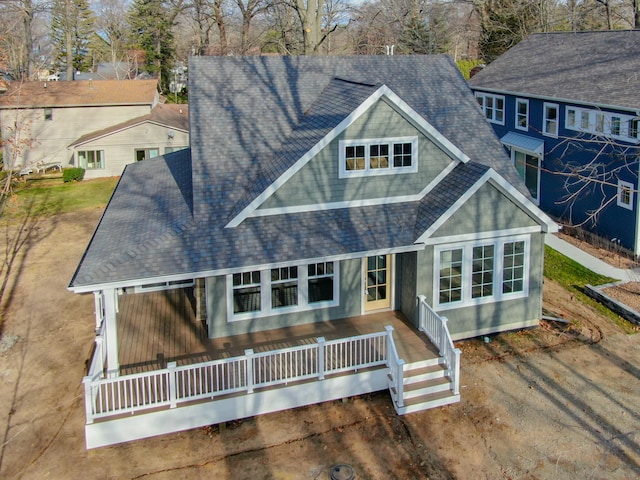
[63, 168, 85, 183]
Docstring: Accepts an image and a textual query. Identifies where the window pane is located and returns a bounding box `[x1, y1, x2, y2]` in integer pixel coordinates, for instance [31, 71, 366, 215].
[370, 144, 389, 169]
[611, 117, 621, 136]
[472, 245, 494, 299]
[393, 143, 412, 168]
[581, 111, 590, 129]
[439, 249, 463, 304]
[567, 109, 576, 127]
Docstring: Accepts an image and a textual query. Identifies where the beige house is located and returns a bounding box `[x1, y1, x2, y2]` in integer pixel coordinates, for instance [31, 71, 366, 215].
[0, 79, 188, 177]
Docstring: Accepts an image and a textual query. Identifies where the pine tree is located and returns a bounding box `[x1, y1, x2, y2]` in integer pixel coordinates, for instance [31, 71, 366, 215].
[128, 0, 175, 92]
[50, 0, 95, 79]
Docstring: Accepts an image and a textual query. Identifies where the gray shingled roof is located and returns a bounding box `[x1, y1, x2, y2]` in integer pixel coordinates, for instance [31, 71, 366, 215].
[469, 30, 640, 111]
[70, 55, 531, 289]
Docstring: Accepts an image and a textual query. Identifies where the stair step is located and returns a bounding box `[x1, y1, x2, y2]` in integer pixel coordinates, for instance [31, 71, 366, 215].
[403, 358, 443, 371]
[402, 364, 447, 384]
[395, 391, 460, 415]
[403, 378, 452, 399]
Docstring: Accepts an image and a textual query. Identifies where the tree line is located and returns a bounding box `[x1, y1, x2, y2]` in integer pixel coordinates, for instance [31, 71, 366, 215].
[1, 0, 638, 94]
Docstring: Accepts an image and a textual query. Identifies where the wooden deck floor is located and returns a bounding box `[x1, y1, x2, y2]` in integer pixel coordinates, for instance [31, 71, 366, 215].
[117, 289, 439, 375]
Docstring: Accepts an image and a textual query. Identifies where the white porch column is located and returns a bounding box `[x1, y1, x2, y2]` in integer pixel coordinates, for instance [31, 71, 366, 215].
[103, 288, 120, 378]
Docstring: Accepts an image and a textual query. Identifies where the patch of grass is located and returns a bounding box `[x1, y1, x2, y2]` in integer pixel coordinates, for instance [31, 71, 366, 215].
[4, 175, 119, 219]
[544, 245, 638, 334]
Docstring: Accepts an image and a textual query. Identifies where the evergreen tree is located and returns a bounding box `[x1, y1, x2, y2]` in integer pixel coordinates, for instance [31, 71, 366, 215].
[128, 0, 175, 92]
[50, 0, 95, 78]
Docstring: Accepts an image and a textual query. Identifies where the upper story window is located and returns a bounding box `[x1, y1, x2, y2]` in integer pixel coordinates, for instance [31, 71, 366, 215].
[78, 150, 105, 170]
[617, 180, 634, 210]
[543, 103, 559, 137]
[475, 92, 505, 125]
[565, 106, 639, 143]
[44, 108, 53, 121]
[338, 137, 418, 178]
[515, 98, 529, 131]
[434, 236, 529, 311]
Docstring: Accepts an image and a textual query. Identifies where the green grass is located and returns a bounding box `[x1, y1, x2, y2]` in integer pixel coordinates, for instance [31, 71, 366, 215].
[4, 175, 119, 219]
[544, 245, 638, 334]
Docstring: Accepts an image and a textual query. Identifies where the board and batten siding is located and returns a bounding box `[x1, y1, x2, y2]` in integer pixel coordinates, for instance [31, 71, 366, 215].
[258, 99, 454, 209]
[1, 105, 152, 169]
[75, 122, 189, 178]
[205, 258, 363, 339]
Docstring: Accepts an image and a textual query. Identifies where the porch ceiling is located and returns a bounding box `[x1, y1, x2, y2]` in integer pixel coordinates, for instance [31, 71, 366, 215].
[116, 289, 439, 375]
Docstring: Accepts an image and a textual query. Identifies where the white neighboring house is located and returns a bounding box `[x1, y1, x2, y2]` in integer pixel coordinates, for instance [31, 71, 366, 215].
[68, 103, 189, 178]
[0, 79, 187, 177]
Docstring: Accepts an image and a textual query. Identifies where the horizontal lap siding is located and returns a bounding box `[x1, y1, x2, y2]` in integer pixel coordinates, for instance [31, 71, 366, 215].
[259, 99, 453, 209]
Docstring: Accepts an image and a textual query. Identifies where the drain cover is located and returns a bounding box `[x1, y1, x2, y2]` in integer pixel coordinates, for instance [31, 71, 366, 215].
[330, 464, 355, 480]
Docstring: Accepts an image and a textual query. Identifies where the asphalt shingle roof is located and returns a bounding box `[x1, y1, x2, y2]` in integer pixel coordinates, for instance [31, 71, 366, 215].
[469, 30, 640, 111]
[0, 79, 159, 108]
[70, 55, 532, 289]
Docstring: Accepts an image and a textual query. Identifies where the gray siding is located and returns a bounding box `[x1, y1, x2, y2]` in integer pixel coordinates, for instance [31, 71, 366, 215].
[431, 182, 539, 238]
[259, 99, 453, 209]
[417, 234, 544, 339]
[396, 252, 418, 324]
[206, 258, 364, 338]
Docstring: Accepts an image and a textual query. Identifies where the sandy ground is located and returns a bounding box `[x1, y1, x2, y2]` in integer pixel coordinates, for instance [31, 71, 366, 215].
[0, 210, 639, 479]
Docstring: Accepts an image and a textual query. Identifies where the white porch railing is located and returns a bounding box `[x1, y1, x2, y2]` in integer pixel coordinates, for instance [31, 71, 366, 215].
[83, 331, 391, 424]
[385, 325, 405, 407]
[417, 295, 461, 395]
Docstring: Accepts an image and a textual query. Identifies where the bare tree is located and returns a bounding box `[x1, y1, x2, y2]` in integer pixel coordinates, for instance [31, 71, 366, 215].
[236, 0, 267, 53]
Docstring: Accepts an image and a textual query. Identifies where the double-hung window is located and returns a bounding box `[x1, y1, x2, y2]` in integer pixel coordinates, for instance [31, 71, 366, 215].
[435, 236, 529, 310]
[475, 93, 505, 125]
[339, 137, 418, 177]
[515, 99, 529, 131]
[617, 180, 634, 210]
[543, 103, 559, 137]
[228, 261, 339, 321]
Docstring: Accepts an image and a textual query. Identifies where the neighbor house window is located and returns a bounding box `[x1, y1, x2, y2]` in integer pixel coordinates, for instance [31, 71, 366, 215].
[566, 107, 638, 143]
[339, 137, 418, 178]
[78, 150, 105, 169]
[516, 99, 529, 130]
[617, 180, 634, 210]
[135, 148, 159, 161]
[435, 236, 529, 310]
[165, 146, 188, 154]
[543, 103, 559, 137]
[44, 108, 53, 121]
[228, 261, 339, 321]
[475, 92, 505, 125]
[232, 271, 261, 314]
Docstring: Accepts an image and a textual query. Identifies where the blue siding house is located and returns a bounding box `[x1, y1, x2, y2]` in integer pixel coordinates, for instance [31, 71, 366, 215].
[469, 30, 640, 254]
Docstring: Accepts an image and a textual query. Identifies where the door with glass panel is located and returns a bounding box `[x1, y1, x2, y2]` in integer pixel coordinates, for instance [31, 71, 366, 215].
[513, 149, 540, 204]
[364, 255, 392, 311]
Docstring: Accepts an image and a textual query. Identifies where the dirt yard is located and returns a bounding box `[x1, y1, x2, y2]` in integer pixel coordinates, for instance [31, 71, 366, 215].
[1, 211, 639, 479]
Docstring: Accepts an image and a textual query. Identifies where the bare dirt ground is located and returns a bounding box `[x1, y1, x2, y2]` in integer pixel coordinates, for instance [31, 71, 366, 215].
[0, 211, 639, 479]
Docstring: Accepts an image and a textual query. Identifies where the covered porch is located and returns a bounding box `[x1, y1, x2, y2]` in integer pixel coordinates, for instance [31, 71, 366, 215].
[83, 289, 460, 449]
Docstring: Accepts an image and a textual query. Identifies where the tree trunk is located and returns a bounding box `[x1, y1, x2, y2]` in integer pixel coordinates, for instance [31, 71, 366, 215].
[213, 0, 227, 55]
[65, 0, 73, 80]
[22, 0, 33, 80]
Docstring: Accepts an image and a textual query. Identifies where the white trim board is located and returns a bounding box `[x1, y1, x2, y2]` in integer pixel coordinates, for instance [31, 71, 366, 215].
[226, 84, 470, 228]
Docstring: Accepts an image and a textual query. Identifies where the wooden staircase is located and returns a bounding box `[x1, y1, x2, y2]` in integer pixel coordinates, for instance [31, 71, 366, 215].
[390, 357, 460, 415]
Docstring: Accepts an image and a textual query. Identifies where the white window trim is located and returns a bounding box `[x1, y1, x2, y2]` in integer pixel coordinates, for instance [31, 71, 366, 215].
[515, 98, 529, 131]
[617, 180, 634, 210]
[226, 262, 340, 322]
[78, 150, 105, 170]
[338, 136, 418, 178]
[564, 106, 640, 144]
[433, 235, 530, 312]
[475, 92, 505, 125]
[543, 102, 559, 138]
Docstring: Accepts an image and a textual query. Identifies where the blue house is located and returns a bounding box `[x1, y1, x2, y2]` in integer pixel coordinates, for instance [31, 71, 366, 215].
[469, 30, 640, 254]
[70, 55, 556, 448]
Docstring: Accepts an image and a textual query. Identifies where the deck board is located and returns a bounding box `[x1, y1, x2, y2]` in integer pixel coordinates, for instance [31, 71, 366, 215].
[117, 289, 439, 376]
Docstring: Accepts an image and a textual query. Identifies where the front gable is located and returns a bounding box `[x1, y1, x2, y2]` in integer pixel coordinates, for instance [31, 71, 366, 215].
[228, 84, 468, 226]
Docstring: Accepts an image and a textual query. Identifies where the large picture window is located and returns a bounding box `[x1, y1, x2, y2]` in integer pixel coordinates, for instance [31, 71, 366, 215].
[339, 137, 418, 178]
[435, 236, 529, 310]
[78, 150, 105, 169]
[228, 261, 339, 321]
